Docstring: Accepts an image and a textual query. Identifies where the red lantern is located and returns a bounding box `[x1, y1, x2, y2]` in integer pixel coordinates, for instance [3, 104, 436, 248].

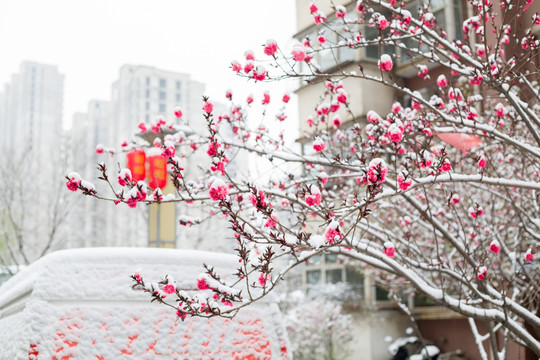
[147, 155, 167, 189]
[126, 150, 146, 181]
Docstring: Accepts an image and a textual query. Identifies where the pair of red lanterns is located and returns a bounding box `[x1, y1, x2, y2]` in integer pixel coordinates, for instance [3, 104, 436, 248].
[126, 150, 167, 189]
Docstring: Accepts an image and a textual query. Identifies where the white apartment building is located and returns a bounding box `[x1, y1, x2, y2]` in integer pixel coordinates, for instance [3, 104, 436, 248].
[0, 62, 68, 264]
[111, 64, 206, 144]
[0, 61, 64, 159]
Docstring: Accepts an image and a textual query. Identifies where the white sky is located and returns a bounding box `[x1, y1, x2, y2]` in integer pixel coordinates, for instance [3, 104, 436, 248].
[0, 0, 298, 130]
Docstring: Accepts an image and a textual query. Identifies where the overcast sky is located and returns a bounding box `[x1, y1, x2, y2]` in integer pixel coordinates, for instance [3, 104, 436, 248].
[0, 0, 298, 129]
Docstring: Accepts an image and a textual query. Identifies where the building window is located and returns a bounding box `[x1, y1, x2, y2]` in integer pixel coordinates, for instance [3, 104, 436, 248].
[307, 254, 322, 265]
[146, 77, 150, 86]
[376, 286, 390, 301]
[159, 91, 166, 101]
[159, 78, 166, 88]
[145, 102, 150, 111]
[176, 81, 181, 90]
[176, 93, 181, 102]
[159, 103, 166, 113]
[306, 269, 322, 285]
[145, 89, 150, 98]
[326, 268, 343, 283]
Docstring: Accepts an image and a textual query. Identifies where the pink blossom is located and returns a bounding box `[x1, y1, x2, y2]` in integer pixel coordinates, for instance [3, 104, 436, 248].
[330, 101, 340, 113]
[292, 45, 306, 62]
[258, 273, 271, 287]
[388, 123, 403, 143]
[118, 168, 132, 187]
[134, 273, 142, 282]
[152, 188, 163, 201]
[210, 161, 225, 174]
[469, 206, 484, 218]
[138, 122, 147, 133]
[335, 5, 347, 18]
[161, 144, 176, 159]
[262, 92, 270, 105]
[333, 115, 342, 128]
[367, 110, 381, 124]
[221, 299, 233, 307]
[95, 144, 104, 155]
[367, 158, 388, 184]
[265, 216, 278, 228]
[495, 103, 507, 117]
[127, 197, 138, 208]
[244, 61, 254, 74]
[66, 172, 82, 192]
[356, 0, 365, 12]
[477, 266, 487, 280]
[417, 65, 428, 77]
[207, 142, 220, 157]
[174, 106, 183, 118]
[246, 94, 254, 104]
[336, 90, 348, 104]
[397, 174, 412, 191]
[309, 1, 318, 13]
[163, 283, 176, 294]
[249, 189, 267, 209]
[209, 179, 229, 201]
[318, 35, 326, 44]
[231, 61, 242, 73]
[305, 186, 322, 206]
[379, 54, 393, 71]
[478, 156, 486, 168]
[282, 93, 291, 103]
[377, 15, 390, 30]
[244, 50, 255, 61]
[489, 240, 501, 254]
[319, 171, 328, 185]
[251, 65, 267, 81]
[314, 11, 326, 24]
[197, 277, 210, 290]
[450, 194, 460, 204]
[384, 241, 396, 257]
[525, 251, 534, 262]
[439, 160, 452, 173]
[325, 221, 342, 243]
[317, 103, 330, 116]
[202, 101, 214, 114]
[264, 40, 278, 56]
[313, 137, 326, 152]
[391, 102, 402, 113]
[437, 75, 448, 87]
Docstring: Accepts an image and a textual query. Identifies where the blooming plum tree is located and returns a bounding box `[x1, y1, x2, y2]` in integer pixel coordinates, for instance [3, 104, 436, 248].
[66, 0, 540, 358]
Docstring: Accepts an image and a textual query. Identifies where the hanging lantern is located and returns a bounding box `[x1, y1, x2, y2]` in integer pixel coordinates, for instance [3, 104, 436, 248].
[126, 150, 146, 181]
[147, 155, 168, 189]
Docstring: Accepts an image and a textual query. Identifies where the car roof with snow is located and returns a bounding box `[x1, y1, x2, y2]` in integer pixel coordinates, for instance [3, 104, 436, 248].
[0, 247, 290, 359]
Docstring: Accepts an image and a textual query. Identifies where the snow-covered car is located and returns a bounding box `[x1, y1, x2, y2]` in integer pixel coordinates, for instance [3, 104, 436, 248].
[0, 248, 290, 359]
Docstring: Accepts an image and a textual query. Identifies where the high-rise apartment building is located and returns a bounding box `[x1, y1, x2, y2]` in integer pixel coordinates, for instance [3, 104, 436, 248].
[291, 1, 540, 360]
[111, 65, 206, 144]
[0, 61, 64, 155]
[0, 62, 68, 265]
